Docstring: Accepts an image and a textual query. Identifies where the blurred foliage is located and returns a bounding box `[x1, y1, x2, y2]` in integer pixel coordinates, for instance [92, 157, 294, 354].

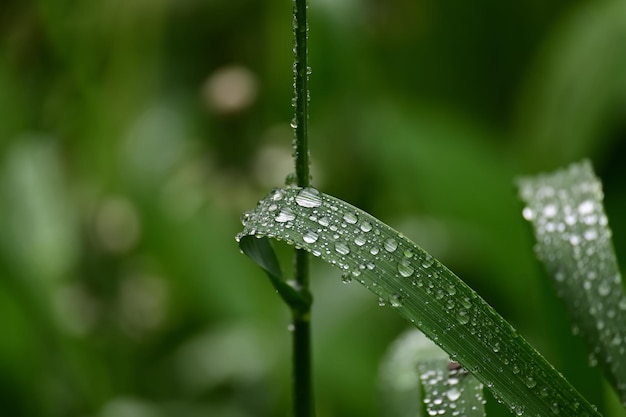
[0, 0, 625, 416]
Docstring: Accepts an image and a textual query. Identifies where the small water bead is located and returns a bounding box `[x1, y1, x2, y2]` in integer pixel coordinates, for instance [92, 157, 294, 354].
[578, 200, 594, 215]
[354, 234, 367, 246]
[366, 262, 375, 270]
[390, 293, 403, 307]
[268, 203, 278, 212]
[398, 259, 414, 277]
[378, 297, 386, 307]
[303, 230, 319, 243]
[370, 246, 380, 255]
[522, 207, 535, 221]
[403, 248, 414, 258]
[360, 221, 372, 232]
[525, 376, 536, 388]
[334, 241, 350, 255]
[275, 209, 296, 223]
[240, 211, 253, 226]
[343, 212, 358, 224]
[318, 216, 330, 227]
[584, 229, 598, 240]
[569, 234, 581, 245]
[543, 204, 557, 218]
[341, 272, 352, 284]
[456, 310, 469, 325]
[598, 282, 610, 297]
[384, 238, 398, 252]
[270, 188, 285, 201]
[422, 255, 435, 268]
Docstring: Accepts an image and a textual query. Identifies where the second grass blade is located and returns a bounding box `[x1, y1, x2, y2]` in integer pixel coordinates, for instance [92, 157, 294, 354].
[518, 160, 626, 405]
[237, 187, 601, 416]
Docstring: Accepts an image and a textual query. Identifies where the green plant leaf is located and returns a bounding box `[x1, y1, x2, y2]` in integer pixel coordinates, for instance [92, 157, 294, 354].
[379, 329, 485, 417]
[239, 234, 311, 315]
[237, 186, 602, 416]
[518, 160, 626, 406]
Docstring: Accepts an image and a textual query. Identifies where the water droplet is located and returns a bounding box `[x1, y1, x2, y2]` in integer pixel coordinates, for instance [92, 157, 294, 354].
[275, 209, 296, 223]
[270, 188, 285, 201]
[512, 404, 524, 416]
[422, 255, 435, 268]
[303, 230, 319, 243]
[584, 229, 598, 240]
[341, 272, 352, 284]
[360, 221, 372, 232]
[378, 297, 386, 307]
[241, 210, 252, 226]
[543, 204, 557, 218]
[522, 207, 535, 221]
[398, 259, 414, 277]
[390, 293, 403, 307]
[295, 187, 322, 207]
[578, 200, 594, 215]
[343, 212, 358, 224]
[334, 241, 350, 255]
[384, 238, 398, 252]
[525, 376, 536, 388]
[456, 310, 469, 325]
[598, 282, 610, 297]
[370, 246, 380, 255]
[354, 234, 367, 246]
[446, 388, 461, 401]
[318, 216, 330, 227]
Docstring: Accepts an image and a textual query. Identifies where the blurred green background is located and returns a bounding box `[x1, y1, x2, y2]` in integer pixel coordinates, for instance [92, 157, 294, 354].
[1, 0, 626, 416]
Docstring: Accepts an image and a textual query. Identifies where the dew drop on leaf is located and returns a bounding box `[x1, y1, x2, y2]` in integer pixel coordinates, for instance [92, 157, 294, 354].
[384, 238, 398, 252]
[398, 259, 414, 277]
[275, 209, 296, 223]
[360, 221, 372, 232]
[334, 241, 350, 255]
[295, 187, 322, 208]
[390, 293, 403, 307]
[303, 230, 318, 243]
[343, 212, 358, 224]
[270, 188, 285, 201]
[446, 388, 461, 401]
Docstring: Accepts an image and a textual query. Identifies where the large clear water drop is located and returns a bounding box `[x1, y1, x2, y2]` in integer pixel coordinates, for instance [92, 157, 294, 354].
[295, 187, 322, 208]
[275, 209, 296, 223]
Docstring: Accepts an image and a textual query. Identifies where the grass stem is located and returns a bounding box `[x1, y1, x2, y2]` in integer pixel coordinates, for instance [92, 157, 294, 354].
[292, 0, 313, 416]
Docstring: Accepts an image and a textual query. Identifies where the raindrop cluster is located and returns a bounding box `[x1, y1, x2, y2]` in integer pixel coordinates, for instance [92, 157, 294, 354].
[418, 361, 485, 416]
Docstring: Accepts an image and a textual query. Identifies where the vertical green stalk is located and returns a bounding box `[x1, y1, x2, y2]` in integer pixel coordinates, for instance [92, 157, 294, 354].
[292, 0, 313, 416]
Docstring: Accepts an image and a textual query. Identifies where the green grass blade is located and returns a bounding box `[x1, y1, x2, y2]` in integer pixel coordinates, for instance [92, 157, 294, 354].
[237, 187, 602, 416]
[239, 234, 311, 314]
[518, 160, 626, 405]
[379, 329, 485, 417]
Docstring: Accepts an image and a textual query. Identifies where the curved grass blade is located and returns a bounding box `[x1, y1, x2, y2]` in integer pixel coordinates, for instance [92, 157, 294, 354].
[518, 160, 626, 405]
[379, 329, 485, 417]
[239, 234, 311, 315]
[237, 187, 602, 416]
